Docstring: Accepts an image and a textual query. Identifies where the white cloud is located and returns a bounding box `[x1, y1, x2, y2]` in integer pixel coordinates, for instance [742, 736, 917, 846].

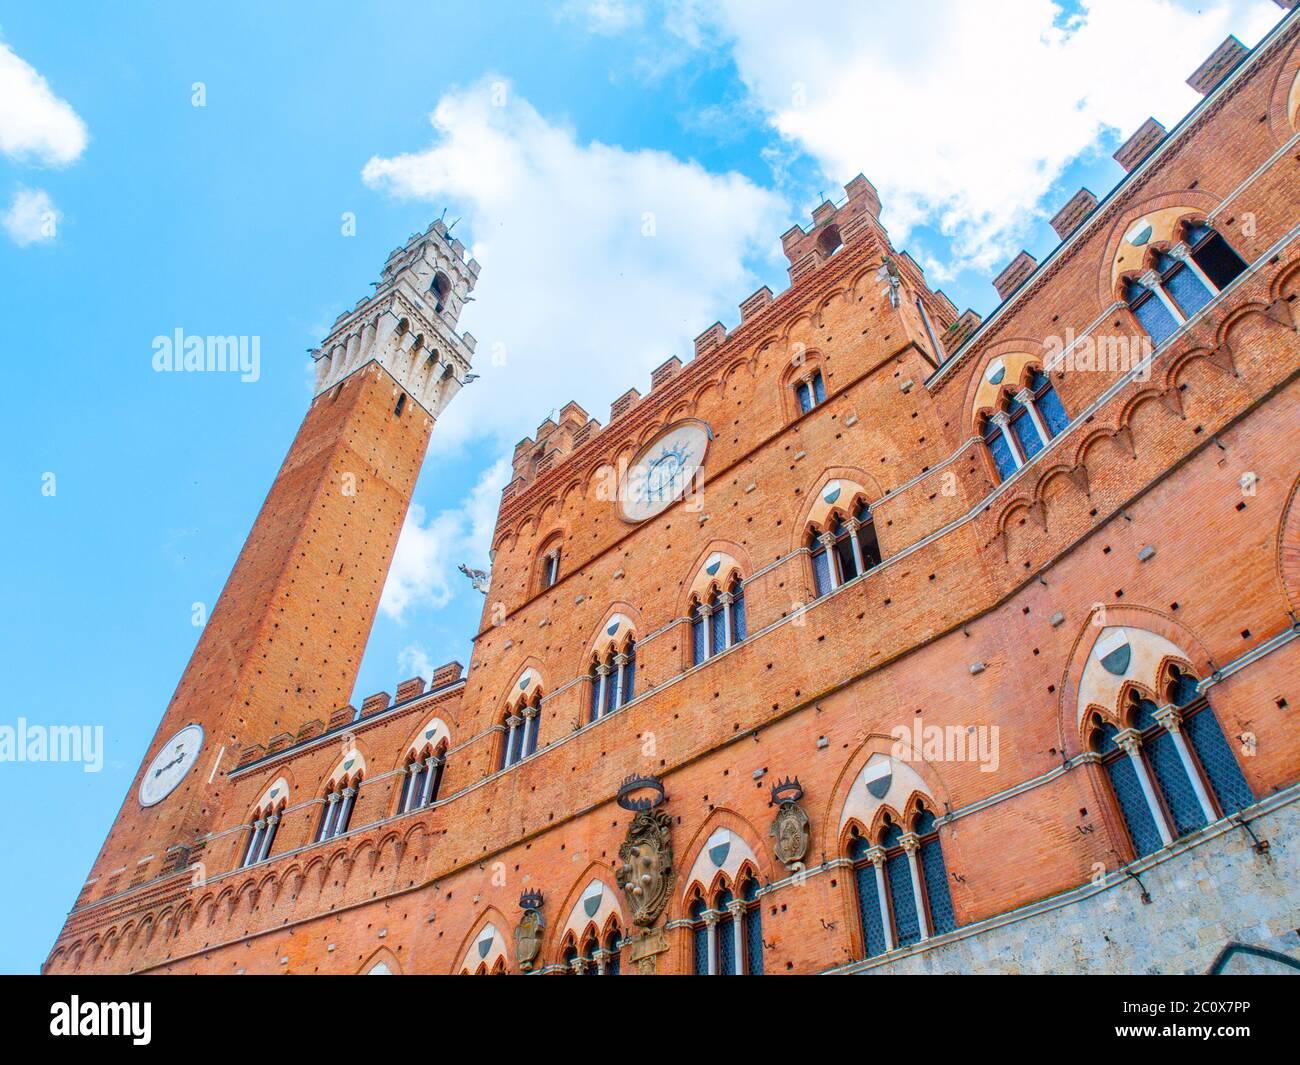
[673, 0, 1282, 276]
[362, 77, 787, 455]
[558, 0, 646, 34]
[396, 644, 436, 681]
[0, 41, 87, 165]
[379, 456, 512, 621]
[2, 186, 60, 246]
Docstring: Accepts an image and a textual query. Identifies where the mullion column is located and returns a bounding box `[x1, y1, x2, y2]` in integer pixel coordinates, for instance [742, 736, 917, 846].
[1116, 728, 1173, 846]
[256, 813, 280, 862]
[900, 833, 929, 942]
[866, 847, 895, 953]
[727, 900, 747, 975]
[1154, 706, 1217, 824]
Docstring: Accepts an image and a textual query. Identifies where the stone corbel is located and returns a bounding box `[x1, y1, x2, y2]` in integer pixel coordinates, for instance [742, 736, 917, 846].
[1110, 425, 1136, 459]
[1066, 464, 1091, 496]
[988, 528, 1009, 562]
[1158, 388, 1184, 417]
[1027, 500, 1048, 531]
[1205, 338, 1237, 375]
[1262, 297, 1297, 331]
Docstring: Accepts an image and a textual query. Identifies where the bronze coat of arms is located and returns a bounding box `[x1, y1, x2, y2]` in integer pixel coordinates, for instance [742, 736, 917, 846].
[513, 892, 544, 971]
[618, 808, 674, 926]
[769, 777, 810, 870]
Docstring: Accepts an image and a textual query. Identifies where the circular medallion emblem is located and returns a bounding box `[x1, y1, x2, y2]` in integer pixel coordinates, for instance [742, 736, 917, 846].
[138, 724, 204, 808]
[620, 421, 710, 522]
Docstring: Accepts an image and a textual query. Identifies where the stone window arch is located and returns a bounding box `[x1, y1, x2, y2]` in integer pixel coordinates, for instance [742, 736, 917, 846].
[240, 777, 288, 869]
[586, 613, 638, 722]
[500, 689, 542, 769]
[684, 865, 763, 975]
[974, 359, 1070, 482]
[1078, 628, 1255, 860]
[686, 554, 747, 667]
[806, 493, 880, 596]
[1116, 214, 1248, 344]
[535, 532, 563, 592]
[839, 756, 957, 960]
[782, 353, 827, 419]
[398, 733, 448, 814]
[318, 764, 366, 842]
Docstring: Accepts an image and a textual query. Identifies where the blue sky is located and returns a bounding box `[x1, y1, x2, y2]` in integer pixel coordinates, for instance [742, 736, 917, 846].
[0, 0, 1285, 972]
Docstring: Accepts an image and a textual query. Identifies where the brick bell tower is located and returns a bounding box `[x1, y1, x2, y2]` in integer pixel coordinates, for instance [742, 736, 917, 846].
[77, 222, 479, 899]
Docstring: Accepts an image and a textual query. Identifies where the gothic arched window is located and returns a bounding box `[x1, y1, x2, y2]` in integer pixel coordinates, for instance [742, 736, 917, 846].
[810, 502, 880, 596]
[687, 871, 763, 975]
[316, 775, 361, 843]
[501, 692, 542, 769]
[604, 926, 623, 975]
[980, 367, 1069, 483]
[1089, 673, 1253, 860]
[240, 800, 284, 868]
[588, 638, 636, 723]
[400, 743, 446, 814]
[795, 369, 826, 415]
[538, 544, 561, 591]
[847, 806, 954, 960]
[690, 576, 747, 667]
[1124, 222, 1246, 344]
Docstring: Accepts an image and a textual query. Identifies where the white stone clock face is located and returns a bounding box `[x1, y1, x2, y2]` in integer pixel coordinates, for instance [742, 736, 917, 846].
[621, 422, 711, 522]
[138, 724, 204, 808]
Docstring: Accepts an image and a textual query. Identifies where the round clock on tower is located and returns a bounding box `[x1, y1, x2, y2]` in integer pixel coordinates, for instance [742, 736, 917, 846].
[138, 724, 204, 808]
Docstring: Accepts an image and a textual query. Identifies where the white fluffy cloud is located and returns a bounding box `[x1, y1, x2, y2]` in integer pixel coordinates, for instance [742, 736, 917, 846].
[396, 644, 437, 682]
[677, 0, 1281, 276]
[0, 40, 87, 165]
[558, 0, 646, 34]
[362, 78, 787, 455]
[2, 186, 59, 246]
[379, 455, 511, 621]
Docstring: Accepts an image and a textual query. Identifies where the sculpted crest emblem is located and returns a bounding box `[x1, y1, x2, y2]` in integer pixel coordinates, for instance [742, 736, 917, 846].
[513, 890, 544, 972]
[616, 775, 673, 927]
[769, 777, 810, 870]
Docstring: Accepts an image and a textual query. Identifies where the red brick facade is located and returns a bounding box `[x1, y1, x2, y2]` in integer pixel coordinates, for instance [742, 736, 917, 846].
[46, 10, 1300, 975]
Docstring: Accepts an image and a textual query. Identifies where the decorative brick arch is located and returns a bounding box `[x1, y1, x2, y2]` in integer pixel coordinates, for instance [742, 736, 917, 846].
[359, 945, 402, 974]
[790, 466, 883, 556]
[453, 907, 513, 975]
[1056, 604, 1213, 755]
[547, 862, 630, 963]
[823, 731, 954, 856]
[676, 539, 752, 622]
[1278, 470, 1300, 617]
[1096, 190, 1221, 307]
[584, 603, 643, 659]
[674, 807, 772, 919]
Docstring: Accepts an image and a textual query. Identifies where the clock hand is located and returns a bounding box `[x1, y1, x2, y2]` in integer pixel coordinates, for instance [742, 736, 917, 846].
[153, 753, 185, 777]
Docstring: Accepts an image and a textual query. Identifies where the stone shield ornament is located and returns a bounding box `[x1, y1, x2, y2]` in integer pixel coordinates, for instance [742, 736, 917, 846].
[769, 777, 810, 870]
[618, 808, 674, 927]
[514, 892, 544, 972]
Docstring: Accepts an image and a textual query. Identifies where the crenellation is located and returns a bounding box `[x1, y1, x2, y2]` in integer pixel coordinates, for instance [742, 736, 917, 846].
[1113, 116, 1168, 172]
[1187, 35, 1249, 95]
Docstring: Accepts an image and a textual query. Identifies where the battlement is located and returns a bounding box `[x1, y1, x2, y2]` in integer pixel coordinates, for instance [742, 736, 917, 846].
[233, 660, 467, 772]
[780, 173, 885, 283]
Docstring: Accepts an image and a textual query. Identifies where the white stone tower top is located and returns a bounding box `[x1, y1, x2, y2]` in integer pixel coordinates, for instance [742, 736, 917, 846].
[311, 219, 481, 418]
